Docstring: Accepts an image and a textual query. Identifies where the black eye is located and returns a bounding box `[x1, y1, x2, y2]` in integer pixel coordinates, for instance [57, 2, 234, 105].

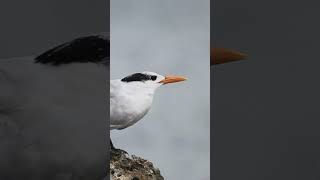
[151, 75, 157, 81]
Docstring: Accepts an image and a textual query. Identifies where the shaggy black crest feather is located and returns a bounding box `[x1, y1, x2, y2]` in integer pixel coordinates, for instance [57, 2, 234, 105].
[35, 34, 109, 65]
[121, 73, 157, 82]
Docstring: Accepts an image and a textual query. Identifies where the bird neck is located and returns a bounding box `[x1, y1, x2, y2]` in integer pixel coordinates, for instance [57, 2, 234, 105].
[125, 84, 156, 97]
[122, 81, 159, 95]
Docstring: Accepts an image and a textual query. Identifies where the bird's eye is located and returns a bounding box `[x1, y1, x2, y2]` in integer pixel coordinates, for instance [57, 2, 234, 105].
[151, 75, 157, 81]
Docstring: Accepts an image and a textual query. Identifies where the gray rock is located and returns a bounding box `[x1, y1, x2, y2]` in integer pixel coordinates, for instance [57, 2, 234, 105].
[110, 149, 164, 180]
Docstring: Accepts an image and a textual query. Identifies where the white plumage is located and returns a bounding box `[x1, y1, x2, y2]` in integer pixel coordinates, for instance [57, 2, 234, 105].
[110, 72, 164, 130]
[110, 72, 186, 148]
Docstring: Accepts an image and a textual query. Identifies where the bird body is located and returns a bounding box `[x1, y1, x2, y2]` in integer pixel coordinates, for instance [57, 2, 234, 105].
[110, 79, 154, 130]
[110, 72, 186, 132]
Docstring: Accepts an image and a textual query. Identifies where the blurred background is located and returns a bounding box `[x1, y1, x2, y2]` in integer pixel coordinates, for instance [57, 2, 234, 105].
[213, 0, 320, 179]
[0, 0, 109, 179]
[111, 1, 210, 179]
[0, 0, 109, 58]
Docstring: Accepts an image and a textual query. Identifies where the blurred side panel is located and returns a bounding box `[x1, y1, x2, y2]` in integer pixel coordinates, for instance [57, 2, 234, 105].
[0, 0, 110, 179]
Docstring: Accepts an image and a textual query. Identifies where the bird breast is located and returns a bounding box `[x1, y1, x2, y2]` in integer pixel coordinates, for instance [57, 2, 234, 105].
[110, 88, 154, 130]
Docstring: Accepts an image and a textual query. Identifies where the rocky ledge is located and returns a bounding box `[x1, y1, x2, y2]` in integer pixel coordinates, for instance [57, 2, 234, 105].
[110, 149, 164, 180]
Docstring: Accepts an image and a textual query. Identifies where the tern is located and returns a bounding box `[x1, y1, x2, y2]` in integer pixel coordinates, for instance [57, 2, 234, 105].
[110, 72, 186, 149]
[0, 33, 109, 180]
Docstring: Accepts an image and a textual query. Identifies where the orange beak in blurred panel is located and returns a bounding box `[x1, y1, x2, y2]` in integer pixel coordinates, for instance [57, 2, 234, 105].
[211, 48, 247, 65]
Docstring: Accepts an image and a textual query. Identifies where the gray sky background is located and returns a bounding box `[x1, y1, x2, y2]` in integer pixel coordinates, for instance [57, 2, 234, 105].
[111, 1, 210, 179]
[213, 0, 320, 179]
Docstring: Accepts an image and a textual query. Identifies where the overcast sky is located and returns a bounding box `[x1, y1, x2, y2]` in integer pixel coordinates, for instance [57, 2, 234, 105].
[111, 1, 210, 179]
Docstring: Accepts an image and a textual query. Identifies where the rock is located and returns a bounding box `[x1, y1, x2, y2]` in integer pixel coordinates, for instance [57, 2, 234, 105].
[110, 149, 164, 180]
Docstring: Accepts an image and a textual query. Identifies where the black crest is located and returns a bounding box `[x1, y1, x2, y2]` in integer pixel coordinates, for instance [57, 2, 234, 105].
[121, 73, 157, 82]
[35, 33, 109, 65]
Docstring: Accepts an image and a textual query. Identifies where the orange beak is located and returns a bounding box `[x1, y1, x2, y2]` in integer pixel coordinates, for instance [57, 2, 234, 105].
[159, 75, 187, 84]
[211, 48, 247, 65]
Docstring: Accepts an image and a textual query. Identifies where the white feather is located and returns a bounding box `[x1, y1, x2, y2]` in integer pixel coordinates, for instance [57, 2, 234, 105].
[110, 72, 164, 130]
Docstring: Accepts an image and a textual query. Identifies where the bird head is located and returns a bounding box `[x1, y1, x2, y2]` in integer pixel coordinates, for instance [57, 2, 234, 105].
[121, 72, 187, 90]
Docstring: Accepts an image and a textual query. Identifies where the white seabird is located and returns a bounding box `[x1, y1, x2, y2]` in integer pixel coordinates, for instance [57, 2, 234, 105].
[0, 33, 109, 180]
[110, 72, 186, 149]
